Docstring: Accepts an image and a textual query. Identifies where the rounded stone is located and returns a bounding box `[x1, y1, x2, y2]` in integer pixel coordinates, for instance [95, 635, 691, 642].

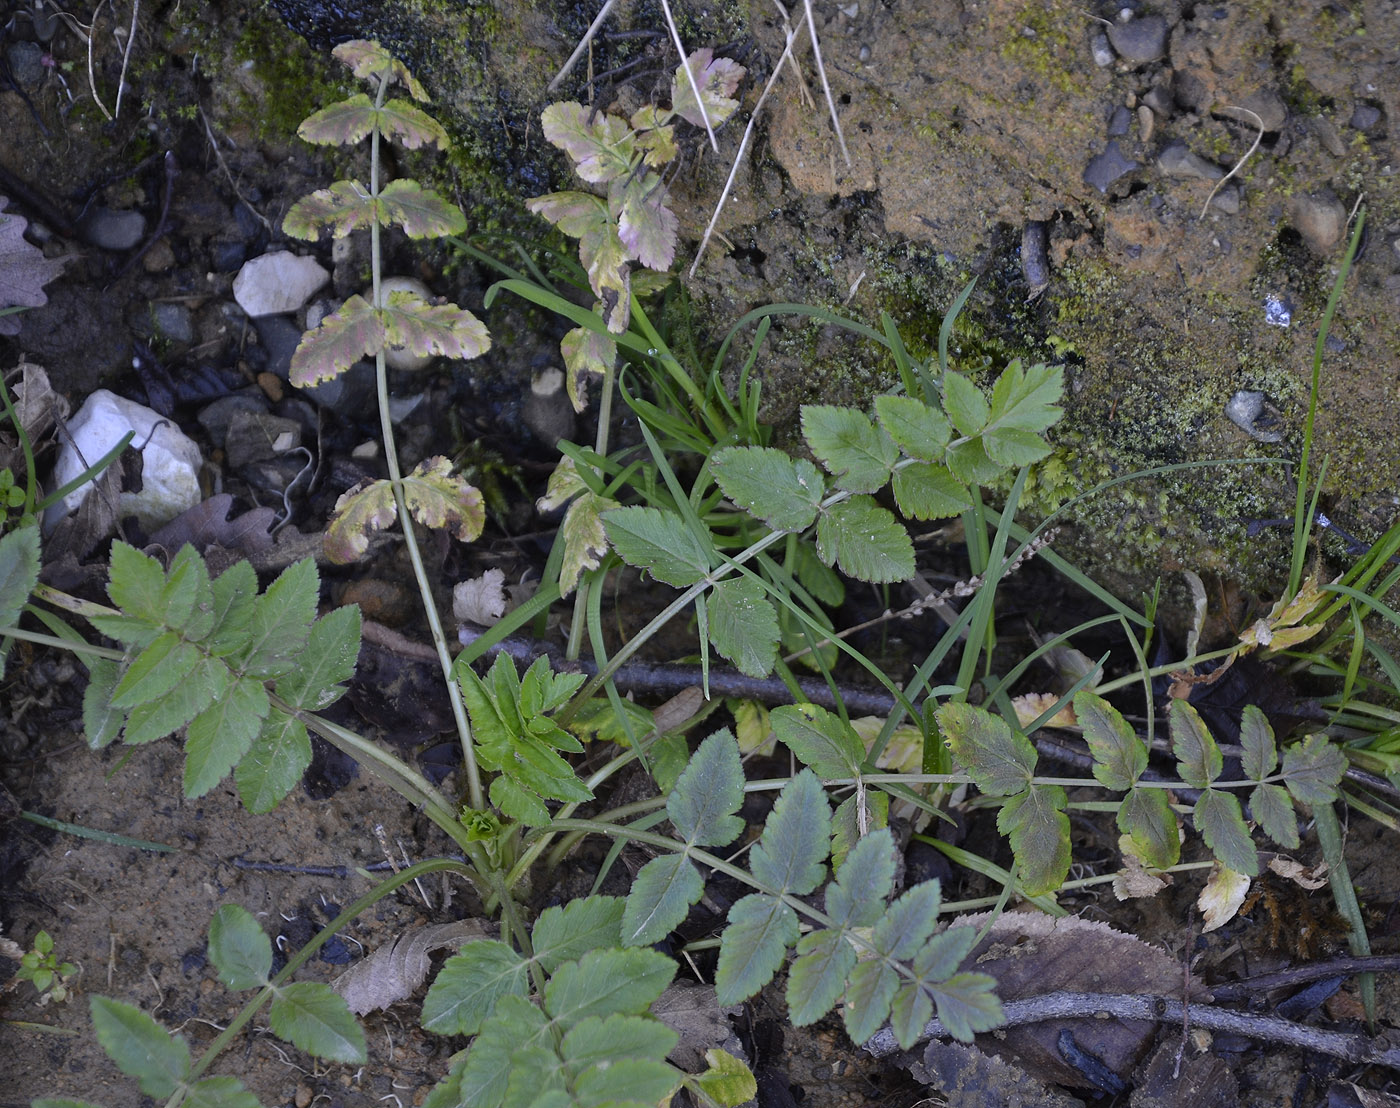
[1107, 14, 1167, 63]
[1289, 191, 1347, 256]
[233, 251, 330, 317]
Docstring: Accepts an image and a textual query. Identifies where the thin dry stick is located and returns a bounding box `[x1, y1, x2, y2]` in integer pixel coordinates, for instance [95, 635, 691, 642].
[111, 0, 140, 120]
[802, 0, 850, 166]
[548, 0, 618, 93]
[658, 0, 717, 152]
[87, 1, 111, 121]
[1199, 106, 1262, 219]
[689, 24, 800, 277]
[197, 105, 274, 232]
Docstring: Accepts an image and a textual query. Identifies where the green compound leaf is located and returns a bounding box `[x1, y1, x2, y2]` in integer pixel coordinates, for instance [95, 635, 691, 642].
[830, 790, 890, 877]
[373, 98, 452, 149]
[276, 604, 361, 711]
[206, 560, 258, 657]
[622, 853, 703, 947]
[400, 456, 486, 543]
[560, 1013, 678, 1073]
[544, 947, 676, 1030]
[378, 179, 467, 238]
[716, 892, 798, 1005]
[1239, 704, 1278, 781]
[234, 708, 309, 815]
[185, 676, 270, 798]
[0, 523, 40, 639]
[237, 558, 318, 678]
[872, 880, 942, 961]
[712, 446, 825, 532]
[106, 541, 171, 629]
[82, 657, 124, 749]
[168, 545, 215, 641]
[284, 180, 379, 240]
[801, 405, 899, 493]
[422, 940, 529, 1036]
[1281, 733, 1347, 805]
[997, 784, 1071, 896]
[574, 1058, 677, 1107]
[888, 980, 934, 1051]
[936, 702, 1036, 796]
[927, 972, 1005, 1043]
[90, 996, 191, 1099]
[891, 461, 972, 521]
[539, 101, 636, 184]
[379, 291, 490, 361]
[708, 576, 778, 678]
[527, 190, 610, 239]
[123, 655, 228, 747]
[1118, 786, 1180, 870]
[603, 505, 713, 587]
[749, 770, 828, 895]
[671, 48, 745, 128]
[1194, 788, 1258, 875]
[693, 1048, 757, 1107]
[941, 371, 989, 437]
[825, 829, 897, 927]
[787, 929, 855, 1026]
[208, 904, 271, 991]
[771, 703, 865, 779]
[911, 921, 979, 983]
[668, 729, 746, 846]
[456, 994, 550, 1108]
[290, 294, 383, 386]
[874, 394, 951, 461]
[112, 632, 199, 710]
[842, 958, 899, 1046]
[1170, 699, 1223, 789]
[944, 435, 1003, 486]
[324, 478, 397, 564]
[1075, 691, 1147, 791]
[613, 173, 677, 272]
[985, 360, 1063, 437]
[296, 94, 378, 145]
[532, 895, 626, 973]
[815, 496, 914, 584]
[182, 1076, 261, 1108]
[268, 981, 366, 1064]
[1251, 782, 1300, 850]
[332, 40, 429, 101]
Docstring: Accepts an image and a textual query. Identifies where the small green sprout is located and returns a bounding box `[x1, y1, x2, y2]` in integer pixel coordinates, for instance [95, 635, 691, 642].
[17, 930, 79, 1004]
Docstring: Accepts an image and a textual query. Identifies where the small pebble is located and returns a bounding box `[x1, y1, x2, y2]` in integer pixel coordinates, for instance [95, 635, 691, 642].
[1090, 32, 1115, 67]
[1263, 293, 1293, 328]
[1083, 141, 1138, 193]
[1141, 84, 1175, 116]
[257, 372, 285, 403]
[1222, 91, 1287, 133]
[141, 239, 176, 273]
[1107, 105, 1132, 136]
[1020, 221, 1050, 298]
[5, 42, 46, 87]
[1107, 14, 1168, 63]
[1312, 116, 1346, 157]
[1157, 140, 1223, 180]
[151, 302, 194, 345]
[523, 367, 576, 445]
[1225, 390, 1284, 443]
[251, 314, 304, 378]
[1137, 104, 1154, 143]
[78, 206, 147, 251]
[209, 239, 247, 273]
[233, 251, 329, 317]
[1289, 191, 1346, 255]
[1209, 185, 1241, 214]
[1349, 103, 1382, 131]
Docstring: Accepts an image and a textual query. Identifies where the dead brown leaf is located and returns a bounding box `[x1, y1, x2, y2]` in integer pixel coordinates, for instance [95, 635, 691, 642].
[331, 919, 486, 1016]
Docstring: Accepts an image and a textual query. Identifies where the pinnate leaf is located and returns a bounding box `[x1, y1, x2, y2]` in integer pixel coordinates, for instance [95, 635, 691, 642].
[716, 893, 798, 1005]
[1251, 782, 1299, 849]
[422, 940, 529, 1036]
[185, 677, 270, 797]
[540, 101, 635, 183]
[560, 1013, 678, 1072]
[557, 490, 617, 597]
[815, 496, 914, 583]
[290, 295, 383, 386]
[802, 405, 898, 492]
[379, 179, 467, 237]
[712, 446, 825, 532]
[297, 94, 378, 145]
[707, 575, 778, 677]
[986, 360, 1063, 434]
[787, 929, 855, 1026]
[325, 479, 397, 563]
[106, 540, 169, 627]
[603, 506, 713, 587]
[235, 709, 310, 814]
[1281, 733, 1346, 805]
[1118, 786, 1179, 870]
[997, 785, 1071, 896]
[0, 523, 39, 633]
[927, 973, 1005, 1043]
[891, 461, 971, 520]
[379, 290, 489, 361]
[122, 654, 227, 746]
[1170, 699, 1222, 789]
[614, 173, 677, 272]
[401, 456, 486, 543]
[277, 604, 361, 710]
[671, 48, 746, 128]
[842, 959, 899, 1045]
[1194, 789, 1258, 875]
[668, 729, 745, 846]
[771, 703, 864, 779]
[1239, 704, 1277, 781]
[622, 853, 703, 948]
[532, 895, 626, 973]
[112, 632, 199, 710]
[237, 558, 318, 677]
[269, 982, 366, 1063]
[544, 948, 675, 1029]
[332, 39, 429, 101]
[182, 1077, 261, 1108]
[826, 828, 897, 927]
[941, 371, 989, 436]
[936, 702, 1036, 796]
[749, 770, 828, 894]
[560, 324, 616, 412]
[90, 996, 190, 1099]
[374, 98, 451, 149]
[1075, 691, 1146, 790]
[208, 905, 271, 990]
[284, 180, 378, 239]
[872, 880, 943, 960]
[874, 394, 951, 461]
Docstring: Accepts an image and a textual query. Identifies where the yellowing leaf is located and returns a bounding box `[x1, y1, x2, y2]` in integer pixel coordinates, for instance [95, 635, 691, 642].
[559, 491, 618, 597]
[325, 479, 397, 564]
[1112, 837, 1171, 900]
[375, 99, 451, 149]
[401, 457, 485, 543]
[537, 455, 590, 513]
[527, 190, 610, 239]
[378, 291, 490, 361]
[297, 94, 378, 146]
[1197, 863, 1250, 932]
[671, 49, 746, 129]
[613, 174, 677, 272]
[332, 40, 429, 101]
[1237, 574, 1334, 652]
[540, 101, 635, 184]
[284, 180, 378, 239]
[290, 295, 384, 386]
[560, 324, 616, 413]
[379, 180, 467, 238]
[1012, 692, 1076, 730]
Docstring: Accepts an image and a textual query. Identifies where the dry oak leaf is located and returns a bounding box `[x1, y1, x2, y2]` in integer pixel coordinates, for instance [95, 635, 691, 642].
[0, 198, 66, 336]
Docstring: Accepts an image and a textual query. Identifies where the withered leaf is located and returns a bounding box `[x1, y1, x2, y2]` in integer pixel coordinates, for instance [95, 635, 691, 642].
[0, 198, 66, 337]
[332, 920, 486, 1016]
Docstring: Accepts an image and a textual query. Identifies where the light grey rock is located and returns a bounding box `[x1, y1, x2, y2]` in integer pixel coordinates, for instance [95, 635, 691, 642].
[523, 367, 576, 445]
[1289, 191, 1347, 255]
[1225, 390, 1284, 443]
[78, 206, 146, 251]
[197, 393, 269, 448]
[151, 302, 194, 344]
[1157, 141, 1223, 180]
[1083, 141, 1138, 193]
[46, 390, 202, 531]
[1091, 32, 1115, 67]
[233, 251, 329, 317]
[1107, 14, 1167, 63]
[225, 409, 303, 468]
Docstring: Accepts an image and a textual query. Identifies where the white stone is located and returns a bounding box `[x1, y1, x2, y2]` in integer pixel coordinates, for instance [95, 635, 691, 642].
[46, 390, 202, 531]
[367, 276, 436, 371]
[233, 251, 330, 317]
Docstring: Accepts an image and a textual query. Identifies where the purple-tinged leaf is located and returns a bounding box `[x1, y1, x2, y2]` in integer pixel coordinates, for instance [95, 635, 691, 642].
[325, 478, 397, 564]
[613, 174, 677, 271]
[375, 99, 451, 149]
[935, 701, 1036, 796]
[400, 456, 486, 544]
[379, 179, 467, 238]
[332, 39, 428, 101]
[378, 291, 490, 361]
[290, 295, 383, 386]
[297, 94, 377, 145]
[0, 197, 65, 335]
[540, 101, 635, 183]
[284, 180, 378, 240]
[1281, 733, 1346, 805]
[527, 190, 610, 239]
[671, 49, 746, 129]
